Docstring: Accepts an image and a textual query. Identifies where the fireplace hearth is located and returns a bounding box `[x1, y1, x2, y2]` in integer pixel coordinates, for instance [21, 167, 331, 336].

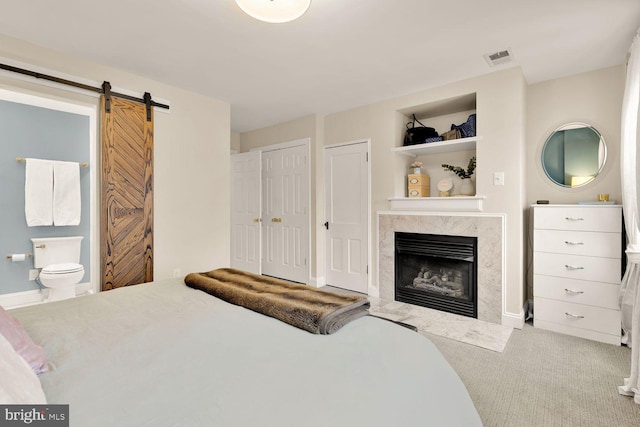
[395, 232, 477, 318]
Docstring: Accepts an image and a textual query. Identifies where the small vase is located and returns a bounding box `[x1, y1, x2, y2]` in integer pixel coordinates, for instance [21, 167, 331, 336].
[459, 179, 474, 196]
[412, 167, 421, 174]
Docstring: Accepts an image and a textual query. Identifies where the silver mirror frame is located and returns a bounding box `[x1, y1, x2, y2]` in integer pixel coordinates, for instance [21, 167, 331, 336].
[541, 122, 607, 188]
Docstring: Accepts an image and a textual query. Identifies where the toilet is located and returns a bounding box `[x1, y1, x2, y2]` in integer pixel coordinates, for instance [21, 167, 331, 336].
[31, 236, 84, 302]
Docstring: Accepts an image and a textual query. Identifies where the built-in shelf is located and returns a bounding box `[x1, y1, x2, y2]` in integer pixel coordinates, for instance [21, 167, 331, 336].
[388, 196, 485, 212]
[391, 136, 481, 157]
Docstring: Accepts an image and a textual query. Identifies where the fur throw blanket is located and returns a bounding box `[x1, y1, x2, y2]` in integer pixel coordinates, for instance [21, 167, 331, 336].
[184, 268, 369, 334]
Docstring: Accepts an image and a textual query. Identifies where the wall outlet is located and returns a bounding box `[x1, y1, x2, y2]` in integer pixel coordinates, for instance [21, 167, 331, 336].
[29, 269, 39, 281]
[173, 268, 182, 278]
[493, 172, 505, 186]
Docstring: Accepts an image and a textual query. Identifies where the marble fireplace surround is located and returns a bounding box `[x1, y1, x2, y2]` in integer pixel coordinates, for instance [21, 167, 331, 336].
[378, 211, 505, 325]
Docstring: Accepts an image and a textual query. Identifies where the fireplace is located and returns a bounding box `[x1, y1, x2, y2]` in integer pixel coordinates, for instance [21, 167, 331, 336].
[395, 232, 477, 318]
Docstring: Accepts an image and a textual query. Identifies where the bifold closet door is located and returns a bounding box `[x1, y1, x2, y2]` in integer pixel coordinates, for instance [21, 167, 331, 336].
[100, 95, 153, 290]
[230, 151, 262, 274]
[262, 145, 309, 284]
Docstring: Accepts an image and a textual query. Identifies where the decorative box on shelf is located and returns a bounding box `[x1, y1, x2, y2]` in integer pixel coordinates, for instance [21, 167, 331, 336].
[407, 174, 430, 197]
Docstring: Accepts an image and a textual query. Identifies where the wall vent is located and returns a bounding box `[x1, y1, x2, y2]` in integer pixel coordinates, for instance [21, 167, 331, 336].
[484, 49, 514, 67]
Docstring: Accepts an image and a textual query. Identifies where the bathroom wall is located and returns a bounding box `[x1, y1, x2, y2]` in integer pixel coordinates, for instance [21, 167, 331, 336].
[0, 98, 90, 294]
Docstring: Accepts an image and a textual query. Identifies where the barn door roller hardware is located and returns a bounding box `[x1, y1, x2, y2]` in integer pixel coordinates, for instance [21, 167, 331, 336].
[144, 92, 152, 121]
[0, 63, 169, 116]
[102, 81, 112, 113]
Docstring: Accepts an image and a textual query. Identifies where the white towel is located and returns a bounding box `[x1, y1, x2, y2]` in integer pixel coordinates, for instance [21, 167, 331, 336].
[53, 161, 81, 226]
[24, 158, 54, 227]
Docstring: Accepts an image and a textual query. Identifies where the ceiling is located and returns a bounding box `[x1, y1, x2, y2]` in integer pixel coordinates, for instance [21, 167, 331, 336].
[0, 0, 639, 132]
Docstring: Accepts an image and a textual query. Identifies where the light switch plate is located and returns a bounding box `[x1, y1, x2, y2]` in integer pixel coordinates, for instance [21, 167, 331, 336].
[493, 172, 505, 186]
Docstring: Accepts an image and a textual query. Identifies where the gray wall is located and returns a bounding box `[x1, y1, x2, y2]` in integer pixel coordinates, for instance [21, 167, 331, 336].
[0, 100, 90, 294]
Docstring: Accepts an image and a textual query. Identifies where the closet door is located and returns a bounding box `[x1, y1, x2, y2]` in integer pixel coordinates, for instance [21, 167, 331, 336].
[262, 145, 309, 284]
[230, 151, 261, 274]
[100, 96, 153, 290]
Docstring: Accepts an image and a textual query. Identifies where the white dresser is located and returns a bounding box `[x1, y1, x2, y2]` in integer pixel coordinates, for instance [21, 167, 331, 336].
[532, 204, 623, 345]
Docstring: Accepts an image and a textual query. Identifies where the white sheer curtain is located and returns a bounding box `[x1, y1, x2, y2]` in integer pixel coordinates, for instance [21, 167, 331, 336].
[618, 28, 640, 404]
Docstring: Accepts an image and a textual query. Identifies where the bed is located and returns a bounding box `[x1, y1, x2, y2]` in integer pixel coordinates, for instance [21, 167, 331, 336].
[4, 276, 482, 426]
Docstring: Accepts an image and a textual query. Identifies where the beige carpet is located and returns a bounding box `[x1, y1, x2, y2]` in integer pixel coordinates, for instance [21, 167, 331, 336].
[426, 323, 640, 426]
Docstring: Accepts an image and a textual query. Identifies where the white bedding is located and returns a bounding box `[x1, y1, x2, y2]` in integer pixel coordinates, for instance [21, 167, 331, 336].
[12, 278, 482, 426]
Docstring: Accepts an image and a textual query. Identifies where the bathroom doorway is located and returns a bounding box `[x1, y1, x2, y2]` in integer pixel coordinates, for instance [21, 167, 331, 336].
[0, 88, 97, 304]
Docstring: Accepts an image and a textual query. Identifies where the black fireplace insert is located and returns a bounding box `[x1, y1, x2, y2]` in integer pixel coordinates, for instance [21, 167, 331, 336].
[395, 232, 477, 318]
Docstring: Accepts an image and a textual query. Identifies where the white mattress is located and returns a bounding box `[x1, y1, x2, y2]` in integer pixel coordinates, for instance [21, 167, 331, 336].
[12, 278, 482, 426]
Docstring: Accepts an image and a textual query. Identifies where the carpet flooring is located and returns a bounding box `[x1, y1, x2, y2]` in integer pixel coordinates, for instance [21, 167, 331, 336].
[426, 322, 640, 426]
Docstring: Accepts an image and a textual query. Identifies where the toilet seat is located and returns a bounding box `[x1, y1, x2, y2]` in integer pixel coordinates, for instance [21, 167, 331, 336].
[41, 263, 84, 275]
[38, 262, 84, 302]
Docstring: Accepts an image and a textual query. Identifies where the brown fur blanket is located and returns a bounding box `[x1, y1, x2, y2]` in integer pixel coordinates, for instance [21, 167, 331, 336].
[184, 268, 369, 334]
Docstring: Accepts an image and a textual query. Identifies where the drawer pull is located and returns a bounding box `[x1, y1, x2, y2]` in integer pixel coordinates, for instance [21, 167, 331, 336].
[564, 264, 584, 270]
[565, 217, 585, 221]
[565, 312, 585, 319]
[564, 241, 584, 246]
[564, 288, 584, 295]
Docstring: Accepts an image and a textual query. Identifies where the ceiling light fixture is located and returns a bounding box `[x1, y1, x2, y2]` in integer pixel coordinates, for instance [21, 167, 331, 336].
[235, 0, 311, 24]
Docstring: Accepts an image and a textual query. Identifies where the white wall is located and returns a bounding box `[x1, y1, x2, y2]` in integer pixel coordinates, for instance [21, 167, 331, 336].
[525, 65, 625, 300]
[324, 67, 528, 319]
[0, 35, 231, 289]
[239, 65, 626, 322]
[238, 68, 529, 320]
[230, 131, 241, 153]
[526, 65, 624, 205]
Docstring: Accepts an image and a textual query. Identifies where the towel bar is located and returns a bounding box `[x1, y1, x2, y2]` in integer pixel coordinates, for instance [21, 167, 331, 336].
[17, 157, 88, 168]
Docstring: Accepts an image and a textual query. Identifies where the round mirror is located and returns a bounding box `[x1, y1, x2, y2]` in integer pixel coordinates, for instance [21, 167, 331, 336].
[541, 122, 607, 188]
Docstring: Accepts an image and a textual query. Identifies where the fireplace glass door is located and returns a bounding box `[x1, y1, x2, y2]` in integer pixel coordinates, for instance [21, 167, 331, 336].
[395, 232, 477, 318]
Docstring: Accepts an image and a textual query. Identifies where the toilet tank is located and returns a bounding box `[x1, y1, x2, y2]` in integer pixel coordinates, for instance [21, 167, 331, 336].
[31, 236, 83, 268]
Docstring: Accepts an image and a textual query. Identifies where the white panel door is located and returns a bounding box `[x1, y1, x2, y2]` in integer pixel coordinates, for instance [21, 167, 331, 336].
[230, 151, 261, 274]
[325, 142, 369, 293]
[262, 145, 309, 283]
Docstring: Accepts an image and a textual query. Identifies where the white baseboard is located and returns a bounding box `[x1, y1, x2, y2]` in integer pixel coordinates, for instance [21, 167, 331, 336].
[0, 282, 94, 310]
[502, 308, 525, 329]
[368, 285, 380, 298]
[308, 276, 325, 288]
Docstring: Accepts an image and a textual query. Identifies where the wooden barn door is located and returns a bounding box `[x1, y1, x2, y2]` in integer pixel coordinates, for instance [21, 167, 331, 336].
[100, 95, 153, 290]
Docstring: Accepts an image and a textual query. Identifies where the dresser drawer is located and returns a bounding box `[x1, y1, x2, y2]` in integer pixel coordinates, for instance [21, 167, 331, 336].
[533, 206, 621, 232]
[534, 297, 621, 336]
[533, 229, 621, 258]
[533, 275, 620, 310]
[534, 252, 621, 284]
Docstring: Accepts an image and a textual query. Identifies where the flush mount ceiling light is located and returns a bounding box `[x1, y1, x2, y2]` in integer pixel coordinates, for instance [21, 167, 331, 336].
[235, 0, 311, 23]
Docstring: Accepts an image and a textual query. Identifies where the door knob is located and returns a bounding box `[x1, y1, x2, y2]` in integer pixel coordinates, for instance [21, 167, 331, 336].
[272, 217, 282, 223]
[253, 218, 262, 223]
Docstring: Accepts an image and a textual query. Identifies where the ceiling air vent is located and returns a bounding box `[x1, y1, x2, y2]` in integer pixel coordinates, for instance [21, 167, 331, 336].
[484, 49, 514, 67]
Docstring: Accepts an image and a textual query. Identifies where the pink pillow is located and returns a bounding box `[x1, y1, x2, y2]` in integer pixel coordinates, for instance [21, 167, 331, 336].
[0, 305, 48, 373]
